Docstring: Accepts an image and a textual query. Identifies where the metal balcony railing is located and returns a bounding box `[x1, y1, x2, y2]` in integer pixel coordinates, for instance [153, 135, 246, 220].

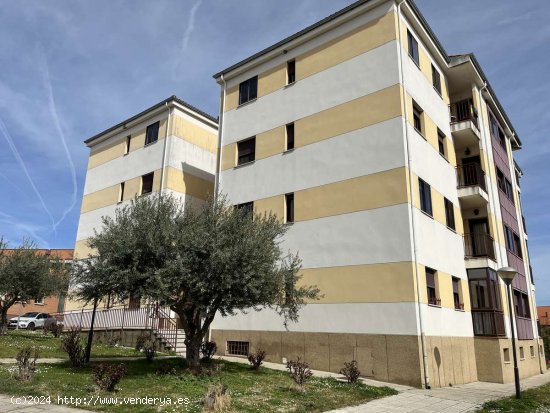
[450, 98, 479, 129]
[457, 163, 486, 192]
[464, 232, 496, 260]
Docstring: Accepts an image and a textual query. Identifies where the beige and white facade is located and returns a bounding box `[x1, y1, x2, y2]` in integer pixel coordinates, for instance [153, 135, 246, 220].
[212, 0, 544, 387]
[70, 96, 218, 309]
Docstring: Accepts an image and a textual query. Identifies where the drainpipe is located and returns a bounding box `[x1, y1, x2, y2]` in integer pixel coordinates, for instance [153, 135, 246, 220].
[396, 0, 430, 389]
[214, 74, 227, 196]
[160, 102, 172, 195]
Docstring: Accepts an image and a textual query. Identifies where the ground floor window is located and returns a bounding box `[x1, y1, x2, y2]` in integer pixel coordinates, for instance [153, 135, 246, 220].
[226, 341, 249, 356]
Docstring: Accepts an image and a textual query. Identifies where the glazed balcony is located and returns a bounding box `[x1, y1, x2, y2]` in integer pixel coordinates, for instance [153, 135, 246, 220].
[472, 310, 506, 337]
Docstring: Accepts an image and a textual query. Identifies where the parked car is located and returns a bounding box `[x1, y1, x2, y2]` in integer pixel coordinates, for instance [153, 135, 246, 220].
[8, 312, 57, 330]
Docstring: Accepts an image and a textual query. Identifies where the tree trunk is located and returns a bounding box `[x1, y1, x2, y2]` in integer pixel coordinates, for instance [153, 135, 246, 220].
[185, 336, 202, 368]
[0, 308, 8, 335]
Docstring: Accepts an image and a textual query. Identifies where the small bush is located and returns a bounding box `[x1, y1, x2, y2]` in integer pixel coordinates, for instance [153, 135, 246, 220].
[286, 358, 313, 391]
[201, 341, 217, 361]
[104, 329, 121, 347]
[93, 363, 127, 392]
[62, 328, 86, 368]
[203, 383, 231, 411]
[44, 322, 63, 338]
[142, 338, 156, 362]
[14, 347, 39, 382]
[135, 332, 151, 351]
[340, 360, 361, 384]
[247, 349, 266, 370]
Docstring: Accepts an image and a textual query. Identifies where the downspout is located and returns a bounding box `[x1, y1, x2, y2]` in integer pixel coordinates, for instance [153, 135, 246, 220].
[396, 0, 430, 389]
[160, 102, 172, 194]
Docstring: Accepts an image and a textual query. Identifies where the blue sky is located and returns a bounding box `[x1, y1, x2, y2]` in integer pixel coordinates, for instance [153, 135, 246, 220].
[0, 1, 548, 303]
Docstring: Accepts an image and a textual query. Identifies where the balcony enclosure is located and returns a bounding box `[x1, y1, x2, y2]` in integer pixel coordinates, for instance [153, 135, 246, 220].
[462, 211, 497, 263]
[450, 97, 480, 149]
[456, 154, 488, 208]
[467, 268, 506, 337]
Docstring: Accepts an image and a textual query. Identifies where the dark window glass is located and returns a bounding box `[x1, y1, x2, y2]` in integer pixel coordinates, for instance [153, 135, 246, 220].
[432, 64, 442, 95]
[227, 341, 249, 356]
[239, 76, 258, 105]
[513, 233, 523, 258]
[237, 137, 256, 165]
[498, 128, 506, 148]
[452, 277, 461, 310]
[236, 201, 254, 217]
[286, 123, 295, 150]
[504, 178, 514, 200]
[285, 193, 294, 223]
[426, 268, 438, 306]
[141, 173, 154, 195]
[119, 182, 125, 203]
[125, 135, 131, 154]
[444, 198, 455, 230]
[467, 268, 502, 311]
[287, 60, 296, 84]
[145, 121, 160, 145]
[489, 114, 499, 138]
[496, 168, 506, 192]
[438, 129, 446, 157]
[413, 103, 423, 133]
[407, 30, 419, 65]
[419, 178, 432, 216]
[504, 226, 514, 251]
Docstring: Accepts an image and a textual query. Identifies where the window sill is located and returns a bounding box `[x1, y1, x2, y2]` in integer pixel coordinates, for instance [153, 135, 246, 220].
[439, 153, 449, 163]
[237, 98, 257, 109]
[34, 303, 45, 306]
[284, 81, 296, 89]
[284, 221, 295, 226]
[420, 210, 434, 219]
[433, 86, 443, 98]
[446, 226, 457, 233]
[454, 308, 465, 312]
[428, 303, 441, 308]
[409, 55, 421, 69]
[117, 201, 123, 205]
[234, 160, 255, 169]
[144, 140, 159, 148]
[414, 128, 427, 141]
[123, 152, 130, 157]
[283, 148, 295, 154]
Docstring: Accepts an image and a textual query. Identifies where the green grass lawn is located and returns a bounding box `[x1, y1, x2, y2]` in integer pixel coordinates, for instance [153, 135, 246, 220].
[0, 358, 397, 413]
[477, 383, 550, 412]
[0, 330, 145, 359]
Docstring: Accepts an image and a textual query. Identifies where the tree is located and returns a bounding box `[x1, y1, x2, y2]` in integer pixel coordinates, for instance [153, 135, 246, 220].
[75, 194, 319, 367]
[0, 238, 69, 334]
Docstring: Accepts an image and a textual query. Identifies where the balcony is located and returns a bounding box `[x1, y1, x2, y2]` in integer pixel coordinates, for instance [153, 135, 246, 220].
[450, 99, 480, 148]
[472, 310, 506, 337]
[456, 163, 489, 207]
[464, 232, 496, 260]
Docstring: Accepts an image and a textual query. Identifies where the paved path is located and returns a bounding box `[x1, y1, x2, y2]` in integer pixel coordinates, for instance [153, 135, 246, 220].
[0, 356, 548, 412]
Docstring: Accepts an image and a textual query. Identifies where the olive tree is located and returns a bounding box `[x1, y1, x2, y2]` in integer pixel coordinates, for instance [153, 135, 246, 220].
[0, 238, 69, 334]
[74, 194, 319, 366]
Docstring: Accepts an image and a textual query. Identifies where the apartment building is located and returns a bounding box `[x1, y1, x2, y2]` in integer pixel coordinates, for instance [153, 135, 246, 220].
[212, 0, 543, 387]
[70, 96, 218, 310]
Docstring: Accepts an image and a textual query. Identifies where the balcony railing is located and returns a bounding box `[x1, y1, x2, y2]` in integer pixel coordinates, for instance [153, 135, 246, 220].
[472, 310, 506, 337]
[457, 163, 486, 192]
[450, 98, 479, 129]
[464, 232, 496, 260]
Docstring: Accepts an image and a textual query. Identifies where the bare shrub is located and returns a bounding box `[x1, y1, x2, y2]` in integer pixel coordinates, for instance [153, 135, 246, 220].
[61, 328, 86, 368]
[135, 332, 151, 351]
[44, 322, 63, 338]
[247, 349, 266, 370]
[14, 347, 39, 382]
[286, 358, 313, 391]
[340, 360, 361, 384]
[93, 363, 127, 391]
[203, 383, 231, 411]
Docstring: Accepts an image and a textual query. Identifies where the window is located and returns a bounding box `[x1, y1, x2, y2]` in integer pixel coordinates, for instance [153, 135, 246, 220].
[239, 76, 258, 105]
[237, 137, 256, 165]
[285, 193, 294, 223]
[530, 346, 535, 358]
[413, 102, 423, 134]
[407, 30, 419, 66]
[125, 135, 131, 154]
[498, 128, 506, 149]
[513, 233, 523, 258]
[432, 64, 441, 95]
[287, 60, 296, 84]
[34, 297, 44, 305]
[426, 268, 439, 306]
[286, 123, 295, 151]
[141, 172, 154, 195]
[519, 346, 525, 360]
[118, 182, 125, 203]
[437, 129, 446, 157]
[418, 178, 432, 216]
[227, 341, 249, 356]
[504, 225, 523, 258]
[496, 168, 506, 193]
[444, 198, 455, 230]
[128, 294, 141, 309]
[467, 268, 502, 311]
[503, 348, 510, 362]
[236, 202, 254, 217]
[145, 121, 160, 145]
[489, 114, 499, 138]
[452, 277, 461, 310]
[504, 178, 514, 200]
[513, 289, 531, 319]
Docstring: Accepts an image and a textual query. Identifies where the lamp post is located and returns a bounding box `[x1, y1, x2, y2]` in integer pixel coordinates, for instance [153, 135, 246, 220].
[497, 266, 520, 399]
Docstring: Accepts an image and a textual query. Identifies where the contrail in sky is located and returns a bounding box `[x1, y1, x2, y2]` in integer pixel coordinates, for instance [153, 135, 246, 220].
[173, 0, 204, 80]
[0, 117, 56, 231]
[37, 44, 78, 230]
